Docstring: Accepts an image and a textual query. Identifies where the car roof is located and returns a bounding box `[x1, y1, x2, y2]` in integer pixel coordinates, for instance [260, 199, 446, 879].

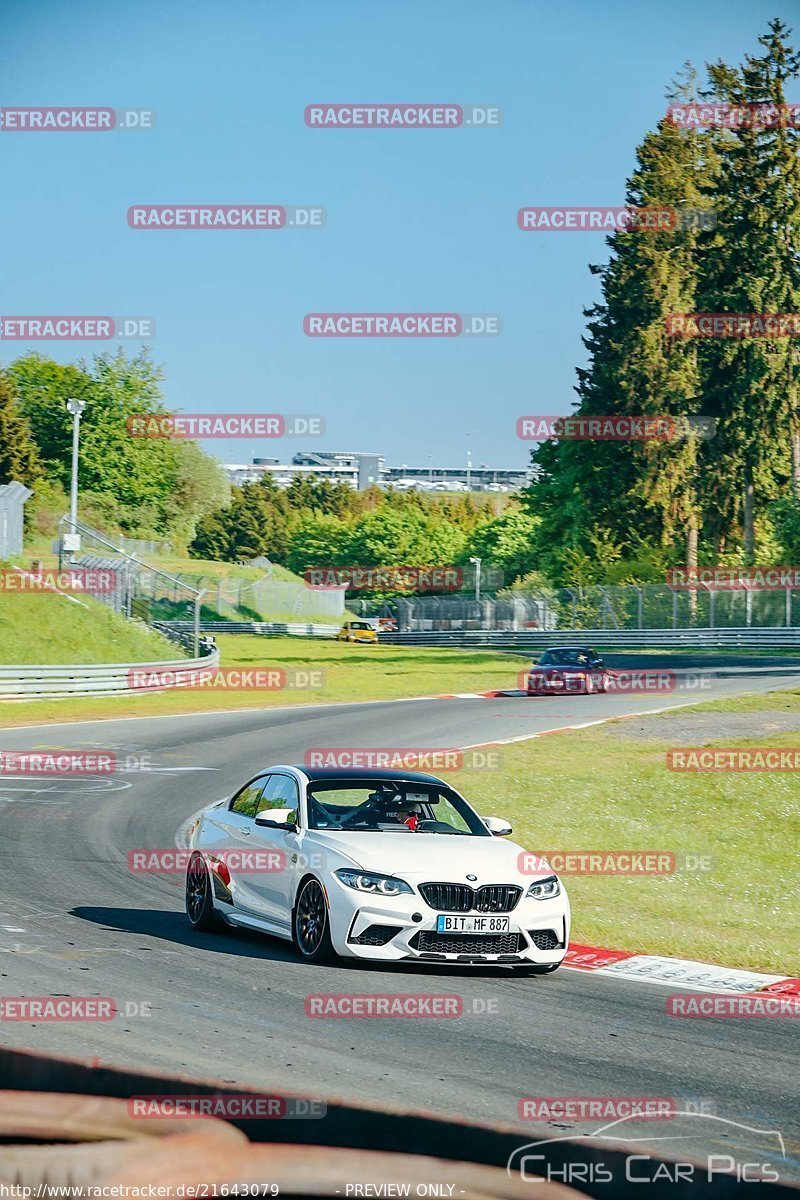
[544, 645, 595, 651]
[292, 765, 447, 785]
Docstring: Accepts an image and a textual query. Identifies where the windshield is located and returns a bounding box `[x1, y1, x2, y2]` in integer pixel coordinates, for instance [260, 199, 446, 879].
[306, 780, 491, 835]
[540, 649, 594, 666]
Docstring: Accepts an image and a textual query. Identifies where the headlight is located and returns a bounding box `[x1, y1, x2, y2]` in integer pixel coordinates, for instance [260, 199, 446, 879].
[335, 869, 412, 896]
[526, 875, 561, 900]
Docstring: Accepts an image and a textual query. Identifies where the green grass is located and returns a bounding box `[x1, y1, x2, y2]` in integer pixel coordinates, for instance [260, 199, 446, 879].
[666, 689, 800, 714]
[1, 613, 796, 972]
[447, 710, 800, 975]
[0, 636, 526, 725]
[0, 591, 178, 665]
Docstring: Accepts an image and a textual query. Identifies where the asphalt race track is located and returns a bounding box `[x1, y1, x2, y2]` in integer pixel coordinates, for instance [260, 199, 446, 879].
[1, 655, 798, 1176]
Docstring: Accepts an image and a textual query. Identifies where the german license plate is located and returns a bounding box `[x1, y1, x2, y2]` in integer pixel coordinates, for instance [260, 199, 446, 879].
[436, 915, 510, 934]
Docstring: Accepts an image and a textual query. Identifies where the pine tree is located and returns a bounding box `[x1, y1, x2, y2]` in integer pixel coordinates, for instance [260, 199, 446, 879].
[527, 85, 717, 578]
[0, 372, 41, 486]
[698, 20, 800, 561]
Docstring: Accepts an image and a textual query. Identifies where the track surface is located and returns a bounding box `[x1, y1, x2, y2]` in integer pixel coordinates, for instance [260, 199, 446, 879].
[1, 656, 798, 1175]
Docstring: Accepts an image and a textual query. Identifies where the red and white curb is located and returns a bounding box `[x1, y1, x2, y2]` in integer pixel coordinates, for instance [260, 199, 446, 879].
[563, 943, 800, 996]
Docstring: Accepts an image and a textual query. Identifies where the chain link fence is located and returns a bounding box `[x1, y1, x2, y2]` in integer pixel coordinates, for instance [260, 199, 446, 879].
[397, 583, 800, 632]
[172, 564, 345, 621]
[57, 524, 345, 625]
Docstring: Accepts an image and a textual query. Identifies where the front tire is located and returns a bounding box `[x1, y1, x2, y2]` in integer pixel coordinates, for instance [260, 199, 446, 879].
[293, 878, 335, 962]
[185, 852, 219, 931]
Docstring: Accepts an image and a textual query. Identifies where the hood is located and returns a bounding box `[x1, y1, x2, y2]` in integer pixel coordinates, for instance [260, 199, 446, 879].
[311, 830, 553, 884]
[536, 663, 590, 673]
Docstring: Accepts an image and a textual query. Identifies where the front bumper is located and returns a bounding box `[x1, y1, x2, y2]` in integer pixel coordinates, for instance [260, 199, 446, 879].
[327, 883, 570, 965]
[527, 673, 587, 694]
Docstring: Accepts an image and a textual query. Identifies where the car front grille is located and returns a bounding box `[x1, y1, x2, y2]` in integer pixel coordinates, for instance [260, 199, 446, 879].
[418, 883, 522, 913]
[349, 924, 402, 946]
[528, 928, 564, 951]
[409, 930, 526, 956]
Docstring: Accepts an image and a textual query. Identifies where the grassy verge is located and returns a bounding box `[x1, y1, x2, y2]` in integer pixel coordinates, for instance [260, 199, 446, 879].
[0, 592, 177, 665]
[448, 700, 800, 975]
[0, 636, 527, 726]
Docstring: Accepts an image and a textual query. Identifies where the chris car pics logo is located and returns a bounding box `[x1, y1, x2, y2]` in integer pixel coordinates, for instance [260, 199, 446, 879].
[507, 1113, 787, 1185]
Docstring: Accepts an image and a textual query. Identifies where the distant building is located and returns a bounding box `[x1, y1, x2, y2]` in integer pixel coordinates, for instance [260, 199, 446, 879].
[383, 464, 529, 491]
[222, 451, 530, 492]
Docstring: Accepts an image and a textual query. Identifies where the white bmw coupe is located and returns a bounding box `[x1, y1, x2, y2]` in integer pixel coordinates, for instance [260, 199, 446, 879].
[185, 765, 570, 973]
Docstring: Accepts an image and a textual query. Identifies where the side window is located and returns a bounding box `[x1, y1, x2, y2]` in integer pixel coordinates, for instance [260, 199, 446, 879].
[230, 776, 269, 818]
[255, 774, 300, 826]
[433, 794, 472, 834]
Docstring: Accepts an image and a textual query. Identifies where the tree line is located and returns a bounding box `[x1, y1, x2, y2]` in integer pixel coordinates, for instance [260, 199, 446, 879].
[0, 350, 230, 546]
[191, 475, 540, 593]
[4, 22, 799, 590]
[523, 20, 800, 584]
[0, 352, 540, 590]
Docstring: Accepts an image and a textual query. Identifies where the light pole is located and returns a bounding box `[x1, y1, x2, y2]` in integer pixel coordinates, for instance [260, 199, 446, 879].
[469, 555, 482, 603]
[66, 398, 86, 559]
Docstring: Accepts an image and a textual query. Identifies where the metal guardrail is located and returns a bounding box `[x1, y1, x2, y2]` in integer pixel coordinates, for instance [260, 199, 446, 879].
[155, 620, 339, 638]
[0, 651, 220, 700]
[153, 621, 800, 649]
[379, 627, 800, 650]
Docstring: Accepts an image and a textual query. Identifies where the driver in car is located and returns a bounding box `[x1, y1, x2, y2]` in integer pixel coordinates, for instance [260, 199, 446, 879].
[364, 786, 424, 829]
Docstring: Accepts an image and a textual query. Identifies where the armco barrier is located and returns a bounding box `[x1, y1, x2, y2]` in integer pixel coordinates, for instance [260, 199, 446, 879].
[379, 627, 800, 650]
[154, 620, 339, 639]
[0, 651, 220, 701]
[153, 622, 800, 650]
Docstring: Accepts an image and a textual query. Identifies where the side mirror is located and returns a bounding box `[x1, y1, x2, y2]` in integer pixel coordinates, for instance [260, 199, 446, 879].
[255, 809, 298, 831]
[483, 815, 513, 836]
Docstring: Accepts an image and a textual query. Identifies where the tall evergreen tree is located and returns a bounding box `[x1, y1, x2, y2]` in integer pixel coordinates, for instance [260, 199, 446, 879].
[698, 20, 800, 561]
[526, 88, 717, 579]
[0, 372, 41, 487]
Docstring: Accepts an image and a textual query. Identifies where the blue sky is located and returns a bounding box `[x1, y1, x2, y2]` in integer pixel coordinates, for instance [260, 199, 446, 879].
[0, 0, 794, 470]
